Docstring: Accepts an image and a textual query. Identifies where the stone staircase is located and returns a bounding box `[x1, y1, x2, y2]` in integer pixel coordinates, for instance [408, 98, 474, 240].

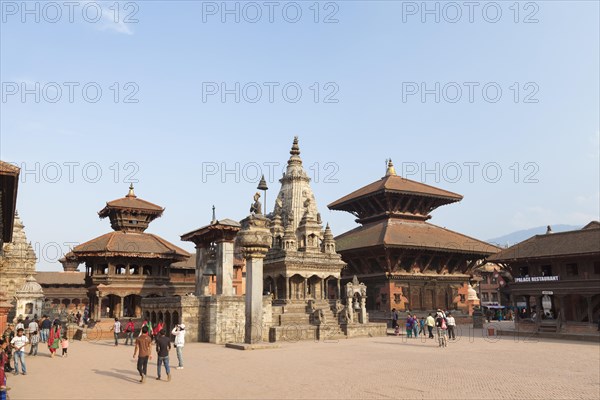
[269, 300, 346, 342]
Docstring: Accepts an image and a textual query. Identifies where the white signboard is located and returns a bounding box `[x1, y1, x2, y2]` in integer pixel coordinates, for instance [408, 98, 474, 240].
[542, 291, 554, 295]
[514, 276, 559, 283]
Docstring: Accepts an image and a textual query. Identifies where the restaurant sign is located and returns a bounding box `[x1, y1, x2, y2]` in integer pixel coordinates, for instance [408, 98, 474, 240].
[514, 276, 559, 283]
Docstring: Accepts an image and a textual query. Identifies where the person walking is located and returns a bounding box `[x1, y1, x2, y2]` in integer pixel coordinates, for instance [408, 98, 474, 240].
[171, 324, 185, 369]
[155, 330, 171, 381]
[426, 313, 435, 339]
[48, 321, 61, 358]
[153, 320, 164, 343]
[10, 328, 28, 375]
[405, 316, 413, 338]
[391, 309, 399, 336]
[61, 336, 69, 358]
[435, 310, 448, 348]
[14, 320, 24, 333]
[139, 319, 152, 338]
[110, 318, 122, 346]
[133, 326, 152, 383]
[40, 316, 51, 343]
[419, 316, 426, 336]
[124, 319, 135, 346]
[446, 313, 456, 340]
[411, 315, 419, 338]
[27, 319, 38, 354]
[29, 331, 39, 356]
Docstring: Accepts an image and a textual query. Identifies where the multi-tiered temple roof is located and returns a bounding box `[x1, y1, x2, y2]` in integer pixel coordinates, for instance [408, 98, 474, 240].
[73, 185, 189, 261]
[329, 160, 498, 265]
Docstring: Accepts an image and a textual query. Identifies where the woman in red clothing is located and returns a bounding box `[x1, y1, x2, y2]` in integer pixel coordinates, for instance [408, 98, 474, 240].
[47, 321, 61, 358]
[0, 339, 9, 397]
[152, 320, 164, 342]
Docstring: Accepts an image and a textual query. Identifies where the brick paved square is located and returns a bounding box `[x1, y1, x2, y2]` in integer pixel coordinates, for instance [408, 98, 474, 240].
[6, 327, 600, 400]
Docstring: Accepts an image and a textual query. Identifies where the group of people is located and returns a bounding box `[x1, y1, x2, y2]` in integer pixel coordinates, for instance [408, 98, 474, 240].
[110, 317, 186, 384]
[1, 315, 69, 395]
[132, 323, 186, 384]
[391, 309, 457, 347]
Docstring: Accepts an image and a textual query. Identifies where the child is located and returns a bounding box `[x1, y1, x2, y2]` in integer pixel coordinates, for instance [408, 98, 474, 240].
[30, 331, 39, 356]
[61, 336, 69, 358]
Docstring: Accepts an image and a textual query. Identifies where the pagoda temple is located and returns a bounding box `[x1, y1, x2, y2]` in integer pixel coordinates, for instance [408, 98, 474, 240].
[328, 160, 499, 316]
[71, 184, 191, 320]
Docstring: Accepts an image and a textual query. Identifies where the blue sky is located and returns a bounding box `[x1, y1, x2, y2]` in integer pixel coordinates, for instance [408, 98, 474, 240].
[1, 0, 598, 271]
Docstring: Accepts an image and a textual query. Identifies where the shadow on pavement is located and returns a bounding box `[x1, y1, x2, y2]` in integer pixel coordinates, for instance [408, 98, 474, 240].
[92, 369, 139, 383]
[112, 368, 141, 377]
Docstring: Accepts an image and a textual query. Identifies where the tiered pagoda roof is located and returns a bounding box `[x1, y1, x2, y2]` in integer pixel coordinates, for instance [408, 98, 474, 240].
[72, 185, 189, 262]
[328, 160, 499, 274]
[328, 160, 462, 224]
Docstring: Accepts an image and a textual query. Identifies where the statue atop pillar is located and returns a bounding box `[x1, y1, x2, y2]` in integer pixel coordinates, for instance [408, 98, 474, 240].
[250, 192, 262, 215]
[238, 206, 272, 344]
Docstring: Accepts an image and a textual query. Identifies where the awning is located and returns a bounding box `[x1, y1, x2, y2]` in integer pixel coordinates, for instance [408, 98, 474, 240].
[483, 305, 505, 309]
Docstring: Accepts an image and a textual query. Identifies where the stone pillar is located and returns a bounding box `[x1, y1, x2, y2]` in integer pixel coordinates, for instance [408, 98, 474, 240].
[304, 278, 308, 299]
[96, 292, 102, 320]
[119, 296, 125, 318]
[336, 279, 341, 299]
[216, 240, 234, 296]
[195, 246, 209, 296]
[285, 276, 291, 300]
[273, 279, 278, 300]
[586, 295, 593, 325]
[359, 297, 367, 323]
[322, 278, 327, 300]
[238, 214, 271, 345]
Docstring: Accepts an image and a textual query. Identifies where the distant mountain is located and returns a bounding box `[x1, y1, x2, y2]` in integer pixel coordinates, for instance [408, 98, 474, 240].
[487, 224, 582, 247]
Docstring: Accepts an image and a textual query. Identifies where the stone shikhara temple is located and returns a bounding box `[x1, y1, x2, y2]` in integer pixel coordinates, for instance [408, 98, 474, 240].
[0, 211, 37, 320]
[0, 140, 508, 342]
[144, 137, 386, 343]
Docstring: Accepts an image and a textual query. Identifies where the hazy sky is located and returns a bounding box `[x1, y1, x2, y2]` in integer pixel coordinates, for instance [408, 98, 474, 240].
[1, 0, 598, 271]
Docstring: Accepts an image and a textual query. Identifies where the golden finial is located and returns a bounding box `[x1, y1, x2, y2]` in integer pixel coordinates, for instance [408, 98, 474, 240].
[385, 159, 397, 176]
[127, 183, 136, 198]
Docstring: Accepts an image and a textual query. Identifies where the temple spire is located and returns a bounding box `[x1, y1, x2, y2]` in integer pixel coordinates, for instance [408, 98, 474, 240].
[385, 159, 397, 177]
[127, 183, 136, 198]
[290, 136, 300, 156]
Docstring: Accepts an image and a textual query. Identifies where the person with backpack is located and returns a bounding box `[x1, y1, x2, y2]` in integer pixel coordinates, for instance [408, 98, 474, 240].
[435, 309, 448, 348]
[405, 315, 413, 338]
